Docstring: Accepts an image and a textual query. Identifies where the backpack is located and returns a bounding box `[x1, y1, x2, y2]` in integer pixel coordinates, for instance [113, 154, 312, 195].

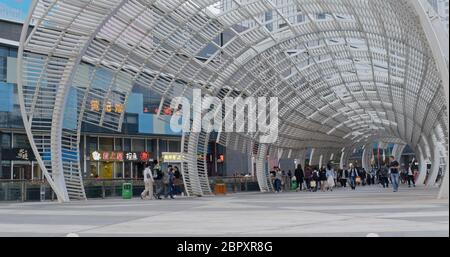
[381, 167, 389, 177]
[154, 166, 163, 180]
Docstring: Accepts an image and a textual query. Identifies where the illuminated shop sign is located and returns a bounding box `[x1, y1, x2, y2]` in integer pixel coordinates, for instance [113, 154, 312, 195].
[90, 100, 124, 114]
[91, 151, 151, 162]
[162, 152, 183, 163]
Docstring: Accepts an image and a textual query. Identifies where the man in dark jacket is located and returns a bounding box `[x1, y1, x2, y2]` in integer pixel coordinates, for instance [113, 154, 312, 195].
[339, 167, 349, 187]
[360, 168, 367, 186]
[304, 165, 313, 190]
[379, 163, 390, 188]
[294, 164, 305, 191]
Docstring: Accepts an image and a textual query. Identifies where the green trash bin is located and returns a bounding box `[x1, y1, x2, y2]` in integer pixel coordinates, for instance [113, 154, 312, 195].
[291, 180, 298, 190]
[122, 183, 133, 199]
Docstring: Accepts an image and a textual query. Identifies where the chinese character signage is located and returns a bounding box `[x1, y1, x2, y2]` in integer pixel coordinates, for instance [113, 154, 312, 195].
[90, 99, 124, 114]
[91, 151, 150, 162]
[162, 152, 183, 163]
[1, 148, 36, 161]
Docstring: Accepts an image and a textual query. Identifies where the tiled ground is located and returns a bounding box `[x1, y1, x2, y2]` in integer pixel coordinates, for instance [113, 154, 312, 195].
[0, 185, 448, 237]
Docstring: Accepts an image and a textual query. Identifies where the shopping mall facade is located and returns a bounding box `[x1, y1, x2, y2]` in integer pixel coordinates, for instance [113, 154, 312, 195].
[0, 0, 448, 202]
[0, 19, 236, 190]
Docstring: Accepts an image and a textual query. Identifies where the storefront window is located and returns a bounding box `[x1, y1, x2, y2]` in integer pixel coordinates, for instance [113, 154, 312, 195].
[168, 140, 181, 152]
[114, 138, 123, 151]
[1, 133, 11, 149]
[89, 161, 98, 178]
[115, 162, 123, 178]
[13, 134, 29, 148]
[99, 137, 114, 152]
[160, 140, 168, 153]
[12, 162, 32, 180]
[146, 139, 154, 153]
[89, 136, 98, 153]
[124, 162, 131, 178]
[99, 162, 114, 179]
[133, 139, 145, 152]
[124, 138, 131, 152]
[147, 139, 156, 161]
[33, 162, 42, 180]
[133, 162, 144, 179]
[0, 161, 11, 179]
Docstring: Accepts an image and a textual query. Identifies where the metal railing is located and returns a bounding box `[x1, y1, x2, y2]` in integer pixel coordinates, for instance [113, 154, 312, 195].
[209, 176, 260, 193]
[0, 176, 261, 202]
[0, 179, 55, 202]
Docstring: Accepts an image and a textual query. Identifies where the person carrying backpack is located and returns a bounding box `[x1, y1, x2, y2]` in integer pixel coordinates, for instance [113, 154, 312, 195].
[380, 163, 390, 188]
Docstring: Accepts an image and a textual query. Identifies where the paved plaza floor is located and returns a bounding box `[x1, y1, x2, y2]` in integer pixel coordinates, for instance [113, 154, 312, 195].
[0, 186, 448, 237]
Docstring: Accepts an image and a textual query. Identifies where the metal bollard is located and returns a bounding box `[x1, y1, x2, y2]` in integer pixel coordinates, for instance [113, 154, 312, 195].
[21, 181, 25, 202]
[102, 181, 106, 199]
[40, 183, 45, 202]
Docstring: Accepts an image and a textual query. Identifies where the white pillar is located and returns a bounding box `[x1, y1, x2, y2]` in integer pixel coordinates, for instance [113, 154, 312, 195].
[340, 151, 346, 170]
[438, 163, 449, 199]
[309, 148, 315, 166]
[426, 137, 441, 188]
[416, 145, 428, 186]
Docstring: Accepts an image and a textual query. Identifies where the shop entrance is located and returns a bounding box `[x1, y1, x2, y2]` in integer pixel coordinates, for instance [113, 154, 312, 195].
[133, 162, 145, 179]
[12, 162, 32, 180]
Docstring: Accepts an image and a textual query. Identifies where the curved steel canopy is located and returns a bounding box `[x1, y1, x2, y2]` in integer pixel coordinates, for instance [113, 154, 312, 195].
[17, 0, 449, 202]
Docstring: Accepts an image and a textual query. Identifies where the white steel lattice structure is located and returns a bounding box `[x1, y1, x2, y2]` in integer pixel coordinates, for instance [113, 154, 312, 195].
[18, 0, 449, 202]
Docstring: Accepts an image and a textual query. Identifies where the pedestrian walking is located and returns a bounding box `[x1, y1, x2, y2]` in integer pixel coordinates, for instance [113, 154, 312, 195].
[304, 165, 313, 191]
[140, 163, 154, 200]
[153, 160, 163, 200]
[339, 167, 349, 188]
[348, 164, 359, 190]
[164, 165, 175, 199]
[311, 168, 320, 192]
[389, 156, 401, 192]
[406, 162, 416, 188]
[379, 163, 390, 188]
[319, 167, 327, 192]
[295, 164, 305, 191]
[326, 163, 335, 191]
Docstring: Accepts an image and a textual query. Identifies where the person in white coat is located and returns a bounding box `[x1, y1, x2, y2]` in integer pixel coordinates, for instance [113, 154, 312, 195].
[141, 163, 155, 200]
[325, 163, 336, 191]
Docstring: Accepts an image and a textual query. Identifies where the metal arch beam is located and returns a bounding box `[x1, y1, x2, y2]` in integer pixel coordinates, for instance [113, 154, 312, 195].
[18, 0, 125, 202]
[415, 144, 429, 186]
[255, 143, 273, 192]
[426, 133, 441, 188]
[361, 144, 372, 171]
[17, 0, 67, 202]
[19, 0, 449, 200]
[411, 0, 449, 198]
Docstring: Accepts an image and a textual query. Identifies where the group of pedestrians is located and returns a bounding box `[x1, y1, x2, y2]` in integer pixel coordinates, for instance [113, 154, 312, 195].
[272, 156, 417, 194]
[273, 163, 337, 193]
[140, 160, 184, 200]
